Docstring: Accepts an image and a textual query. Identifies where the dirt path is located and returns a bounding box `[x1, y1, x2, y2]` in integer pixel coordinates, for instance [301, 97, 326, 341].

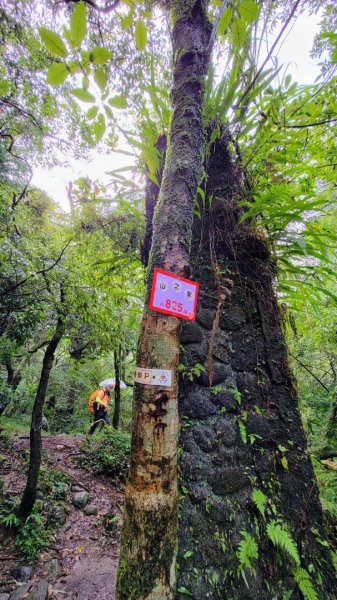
[0, 433, 124, 599]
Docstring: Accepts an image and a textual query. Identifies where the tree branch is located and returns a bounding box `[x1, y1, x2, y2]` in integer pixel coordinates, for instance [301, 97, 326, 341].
[0, 98, 43, 131]
[276, 117, 337, 129]
[56, 0, 121, 14]
[0, 242, 71, 297]
[290, 353, 330, 392]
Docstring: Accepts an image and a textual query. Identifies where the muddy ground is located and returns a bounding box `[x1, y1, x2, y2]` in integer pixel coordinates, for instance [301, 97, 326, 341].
[0, 433, 124, 599]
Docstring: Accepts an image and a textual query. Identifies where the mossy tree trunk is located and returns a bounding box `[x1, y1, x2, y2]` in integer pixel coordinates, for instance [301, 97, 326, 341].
[116, 2, 211, 599]
[17, 304, 66, 521]
[176, 133, 337, 599]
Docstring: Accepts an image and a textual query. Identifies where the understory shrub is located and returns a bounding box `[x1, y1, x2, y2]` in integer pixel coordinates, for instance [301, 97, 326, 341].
[80, 426, 130, 481]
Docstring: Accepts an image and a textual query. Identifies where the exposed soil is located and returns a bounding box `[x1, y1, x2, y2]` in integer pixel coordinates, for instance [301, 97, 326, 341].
[0, 433, 124, 599]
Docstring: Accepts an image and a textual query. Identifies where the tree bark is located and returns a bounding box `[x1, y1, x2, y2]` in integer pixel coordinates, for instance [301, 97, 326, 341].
[176, 133, 337, 598]
[116, 2, 211, 598]
[17, 309, 66, 520]
[113, 344, 121, 429]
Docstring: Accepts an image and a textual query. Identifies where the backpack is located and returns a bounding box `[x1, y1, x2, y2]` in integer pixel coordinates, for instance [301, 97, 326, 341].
[88, 389, 100, 415]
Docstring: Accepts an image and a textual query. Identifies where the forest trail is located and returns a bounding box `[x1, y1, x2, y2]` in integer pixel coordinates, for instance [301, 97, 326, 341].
[0, 433, 124, 600]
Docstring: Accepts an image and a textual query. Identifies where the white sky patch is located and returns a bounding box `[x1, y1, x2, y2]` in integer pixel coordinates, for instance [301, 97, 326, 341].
[275, 11, 321, 84]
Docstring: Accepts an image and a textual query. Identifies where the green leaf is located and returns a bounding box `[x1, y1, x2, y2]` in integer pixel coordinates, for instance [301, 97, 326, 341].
[177, 588, 193, 597]
[39, 27, 68, 58]
[217, 7, 232, 36]
[230, 18, 247, 49]
[252, 489, 267, 519]
[94, 67, 107, 92]
[108, 95, 128, 109]
[121, 11, 134, 29]
[135, 20, 147, 51]
[47, 63, 70, 85]
[267, 521, 300, 565]
[90, 47, 112, 65]
[284, 73, 292, 89]
[70, 1, 87, 48]
[238, 0, 259, 23]
[68, 60, 80, 75]
[183, 550, 193, 559]
[237, 531, 258, 572]
[70, 88, 96, 103]
[47, 63, 70, 86]
[87, 106, 99, 120]
[294, 568, 318, 600]
[239, 420, 247, 444]
[93, 113, 106, 142]
[103, 104, 114, 119]
[82, 75, 89, 90]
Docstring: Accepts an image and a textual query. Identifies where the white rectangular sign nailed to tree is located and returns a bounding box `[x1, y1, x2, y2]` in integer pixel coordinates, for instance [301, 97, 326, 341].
[134, 367, 172, 387]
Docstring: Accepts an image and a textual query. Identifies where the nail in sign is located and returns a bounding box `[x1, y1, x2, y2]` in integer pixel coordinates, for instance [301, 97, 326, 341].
[149, 268, 199, 321]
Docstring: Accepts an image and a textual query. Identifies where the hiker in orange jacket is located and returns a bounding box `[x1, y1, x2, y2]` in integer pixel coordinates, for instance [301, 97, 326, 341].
[89, 385, 112, 434]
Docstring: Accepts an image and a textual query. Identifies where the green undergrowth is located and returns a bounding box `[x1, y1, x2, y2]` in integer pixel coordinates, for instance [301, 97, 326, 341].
[0, 415, 32, 435]
[0, 432, 71, 559]
[79, 426, 130, 481]
[312, 457, 337, 568]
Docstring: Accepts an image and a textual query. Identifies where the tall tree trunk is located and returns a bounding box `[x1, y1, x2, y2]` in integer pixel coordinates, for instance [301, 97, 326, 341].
[113, 343, 121, 429]
[17, 311, 66, 520]
[176, 133, 337, 598]
[116, 2, 211, 598]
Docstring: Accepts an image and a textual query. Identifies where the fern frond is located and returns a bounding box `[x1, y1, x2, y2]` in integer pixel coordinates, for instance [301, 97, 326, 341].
[237, 531, 258, 572]
[267, 521, 300, 565]
[252, 488, 267, 519]
[294, 568, 318, 600]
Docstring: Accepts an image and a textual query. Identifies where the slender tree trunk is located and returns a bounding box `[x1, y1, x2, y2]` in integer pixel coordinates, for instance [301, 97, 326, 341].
[113, 343, 121, 429]
[17, 311, 66, 520]
[5, 360, 14, 387]
[176, 133, 337, 598]
[5, 360, 21, 391]
[116, 2, 211, 598]
[325, 394, 337, 441]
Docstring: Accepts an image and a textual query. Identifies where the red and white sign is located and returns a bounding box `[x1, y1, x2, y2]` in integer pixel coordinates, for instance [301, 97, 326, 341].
[134, 367, 172, 387]
[149, 268, 199, 321]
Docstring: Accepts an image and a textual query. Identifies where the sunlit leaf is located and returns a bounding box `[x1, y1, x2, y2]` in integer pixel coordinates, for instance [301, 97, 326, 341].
[47, 63, 69, 85]
[70, 1, 87, 48]
[90, 47, 112, 65]
[93, 113, 106, 142]
[82, 75, 89, 90]
[238, 0, 259, 23]
[217, 7, 232, 36]
[108, 95, 128, 109]
[230, 18, 247, 49]
[70, 88, 96, 102]
[39, 27, 68, 58]
[135, 20, 147, 51]
[87, 106, 99, 120]
[94, 67, 107, 92]
[121, 11, 134, 29]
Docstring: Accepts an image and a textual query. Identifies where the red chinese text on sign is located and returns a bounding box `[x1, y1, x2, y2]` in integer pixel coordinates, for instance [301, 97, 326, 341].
[149, 268, 199, 321]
